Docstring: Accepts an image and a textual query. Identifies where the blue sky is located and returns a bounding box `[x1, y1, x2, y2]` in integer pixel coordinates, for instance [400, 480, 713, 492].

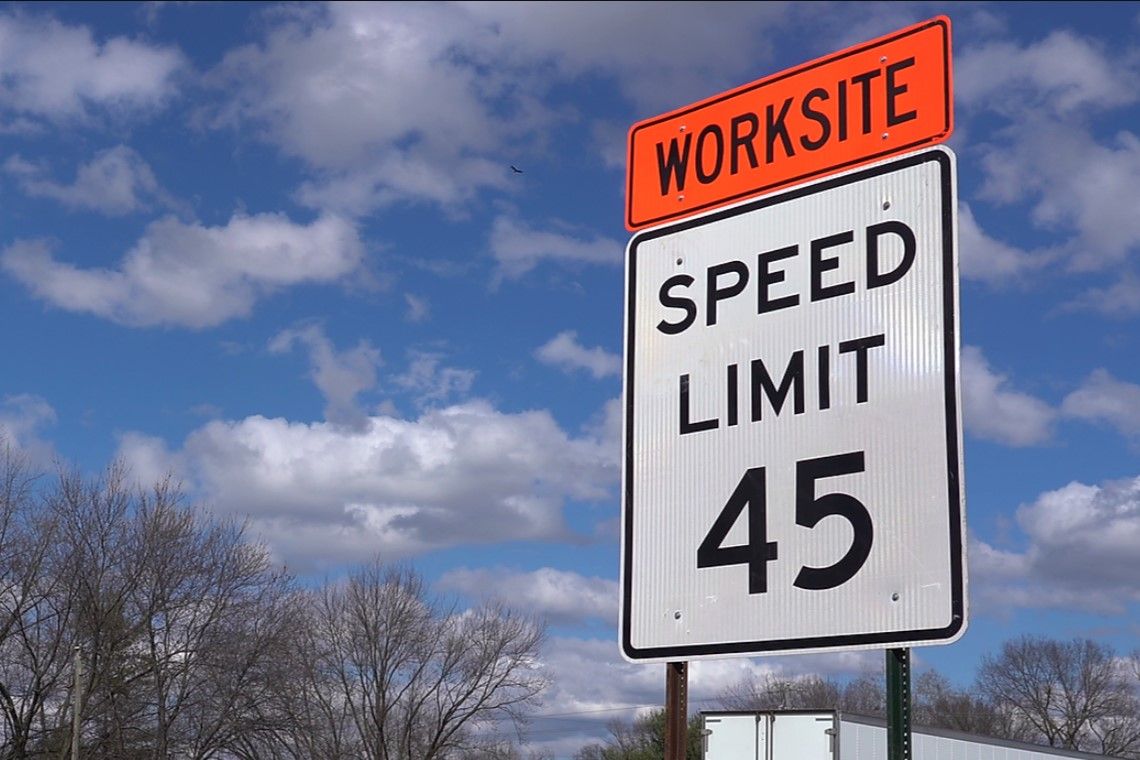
[2, 1, 1139, 756]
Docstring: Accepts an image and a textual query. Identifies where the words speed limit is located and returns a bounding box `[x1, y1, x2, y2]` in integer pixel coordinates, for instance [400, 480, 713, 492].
[619, 147, 966, 662]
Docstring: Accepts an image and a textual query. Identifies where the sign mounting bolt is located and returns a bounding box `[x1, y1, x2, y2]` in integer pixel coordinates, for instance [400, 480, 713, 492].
[674, 610, 683, 620]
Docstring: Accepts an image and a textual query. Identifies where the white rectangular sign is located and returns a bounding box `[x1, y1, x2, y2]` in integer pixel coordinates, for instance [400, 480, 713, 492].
[620, 147, 965, 663]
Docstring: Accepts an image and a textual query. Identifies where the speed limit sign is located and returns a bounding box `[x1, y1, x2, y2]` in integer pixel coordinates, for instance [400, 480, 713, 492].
[619, 148, 966, 662]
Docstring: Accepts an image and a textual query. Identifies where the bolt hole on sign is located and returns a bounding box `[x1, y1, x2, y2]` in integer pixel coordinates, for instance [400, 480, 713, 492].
[619, 145, 966, 663]
[624, 16, 952, 231]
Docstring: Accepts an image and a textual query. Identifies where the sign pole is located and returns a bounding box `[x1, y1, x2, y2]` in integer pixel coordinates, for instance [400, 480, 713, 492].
[665, 661, 688, 760]
[887, 648, 912, 760]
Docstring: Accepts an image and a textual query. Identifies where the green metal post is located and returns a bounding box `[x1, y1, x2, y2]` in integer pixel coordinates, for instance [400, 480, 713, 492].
[887, 648, 911, 760]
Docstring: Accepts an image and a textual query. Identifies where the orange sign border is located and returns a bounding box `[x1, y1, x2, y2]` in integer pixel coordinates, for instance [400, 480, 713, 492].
[625, 16, 952, 231]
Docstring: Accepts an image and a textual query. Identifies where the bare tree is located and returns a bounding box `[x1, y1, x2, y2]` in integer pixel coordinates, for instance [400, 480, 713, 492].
[289, 560, 547, 760]
[717, 671, 886, 716]
[976, 636, 1140, 756]
[34, 463, 300, 760]
[0, 443, 76, 759]
[718, 673, 842, 711]
[461, 744, 554, 760]
[53, 462, 151, 758]
[124, 478, 298, 760]
[841, 673, 887, 717]
[0, 456, 551, 760]
[913, 670, 1024, 739]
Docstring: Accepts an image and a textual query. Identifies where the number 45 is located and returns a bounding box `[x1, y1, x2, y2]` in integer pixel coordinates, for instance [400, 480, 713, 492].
[697, 451, 873, 594]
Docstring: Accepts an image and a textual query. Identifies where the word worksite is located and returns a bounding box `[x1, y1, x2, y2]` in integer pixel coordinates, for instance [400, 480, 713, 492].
[654, 57, 921, 195]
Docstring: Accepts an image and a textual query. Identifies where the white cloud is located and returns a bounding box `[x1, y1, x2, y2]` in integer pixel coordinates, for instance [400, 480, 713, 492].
[489, 216, 622, 281]
[212, 3, 500, 169]
[957, 30, 1137, 117]
[968, 536, 1031, 584]
[1065, 274, 1140, 318]
[206, 3, 811, 216]
[593, 119, 629, 172]
[138, 1, 195, 28]
[972, 475, 1140, 615]
[438, 567, 618, 626]
[403, 293, 430, 323]
[391, 351, 477, 409]
[0, 12, 184, 122]
[0, 394, 57, 465]
[116, 431, 178, 489]
[536, 331, 620, 380]
[457, 2, 799, 112]
[1061, 369, 1140, 439]
[957, 202, 1047, 285]
[294, 153, 513, 217]
[960, 345, 1055, 446]
[117, 400, 619, 571]
[209, 3, 522, 214]
[2, 213, 363, 328]
[269, 324, 381, 428]
[955, 29, 1140, 286]
[977, 126, 1140, 271]
[584, 398, 623, 462]
[4, 146, 178, 216]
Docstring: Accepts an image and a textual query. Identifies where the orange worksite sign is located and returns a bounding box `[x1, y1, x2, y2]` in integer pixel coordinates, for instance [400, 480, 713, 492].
[625, 16, 952, 231]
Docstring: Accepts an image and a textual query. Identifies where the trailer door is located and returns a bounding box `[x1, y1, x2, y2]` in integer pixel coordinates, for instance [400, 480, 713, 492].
[704, 713, 764, 759]
[770, 712, 835, 760]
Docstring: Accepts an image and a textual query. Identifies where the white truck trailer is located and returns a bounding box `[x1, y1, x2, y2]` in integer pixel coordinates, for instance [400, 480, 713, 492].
[702, 710, 1119, 760]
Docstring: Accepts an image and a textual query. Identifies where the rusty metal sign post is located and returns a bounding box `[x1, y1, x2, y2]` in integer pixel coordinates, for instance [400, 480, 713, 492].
[665, 661, 688, 760]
